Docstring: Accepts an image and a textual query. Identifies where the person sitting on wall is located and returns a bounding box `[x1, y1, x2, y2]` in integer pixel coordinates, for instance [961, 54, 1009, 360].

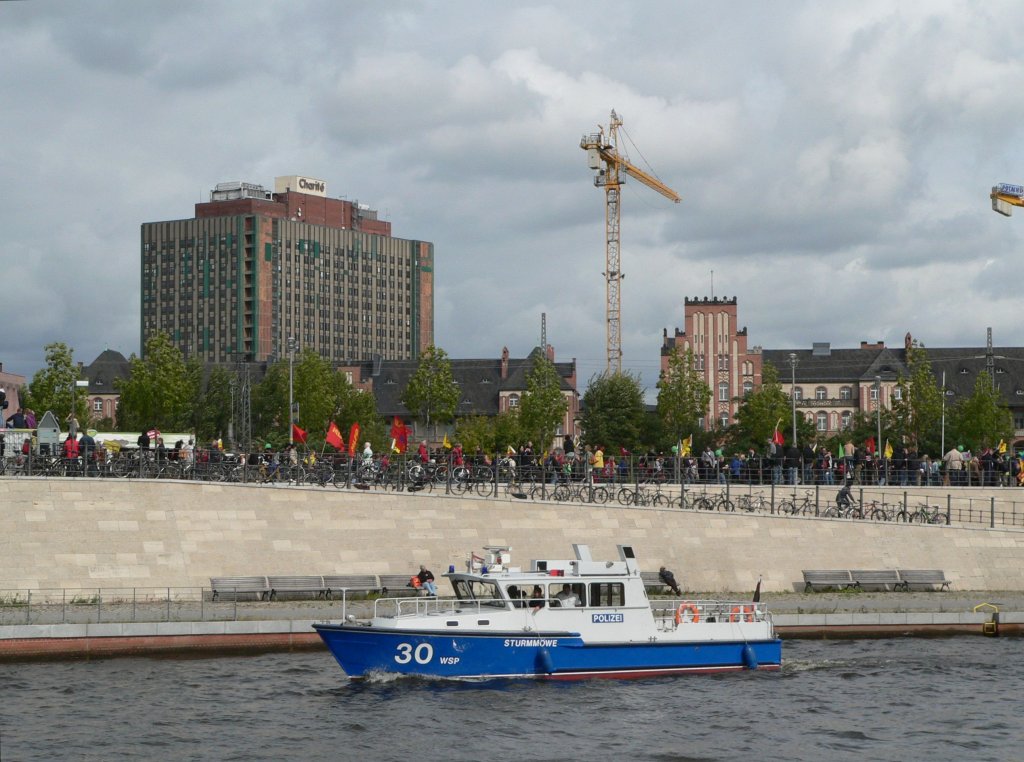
[416, 565, 438, 596]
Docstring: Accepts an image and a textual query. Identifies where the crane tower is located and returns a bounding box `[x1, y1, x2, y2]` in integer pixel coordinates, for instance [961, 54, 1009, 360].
[581, 110, 680, 372]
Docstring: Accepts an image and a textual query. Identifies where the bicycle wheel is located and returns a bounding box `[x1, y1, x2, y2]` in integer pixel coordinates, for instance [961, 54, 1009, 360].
[871, 509, 889, 521]
[475, 480, 495, 498]
[591, 486, 610, 504]
[778, 500, 795, 515]
[694, 496, 713, 511]
[717, 497, 735, 512]
[551, 484, 572, 502]
[616, 488, 635, 506]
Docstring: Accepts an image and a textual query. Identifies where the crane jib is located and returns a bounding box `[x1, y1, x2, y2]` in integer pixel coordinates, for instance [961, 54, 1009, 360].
[996, 183, 1024, 197]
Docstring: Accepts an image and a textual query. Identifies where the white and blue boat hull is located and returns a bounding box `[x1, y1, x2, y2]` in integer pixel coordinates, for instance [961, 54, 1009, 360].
[314, 624, 782, 680]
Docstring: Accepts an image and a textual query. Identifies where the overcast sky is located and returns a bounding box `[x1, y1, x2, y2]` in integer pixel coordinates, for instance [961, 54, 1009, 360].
[4, 1, 1024, 395]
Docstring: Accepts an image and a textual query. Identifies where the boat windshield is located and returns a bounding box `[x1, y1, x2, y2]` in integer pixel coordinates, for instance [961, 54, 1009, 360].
[451, 579, 504, 608]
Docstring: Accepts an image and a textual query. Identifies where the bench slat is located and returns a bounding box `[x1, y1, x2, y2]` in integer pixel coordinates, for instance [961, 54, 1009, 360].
[850, 570, 902, 591]
[897, 570, 950, 591]
[802, 570, 854, 592]
[267, 575, 327, 600]
[210, 576, 269, 601]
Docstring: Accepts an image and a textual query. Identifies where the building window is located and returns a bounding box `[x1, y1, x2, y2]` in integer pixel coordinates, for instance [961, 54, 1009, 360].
[743, 380, 753, 397]
[840, 386, 852, 400]
[719, 412, 730, 428]
[870, 387, 878, 401]
[841, 411, 852, 430]
[93, 400, 103, 413]
[792, 387, 803, 401]
[718, 382, 729, 402]
[718, 355, 729, 371]
[816, 412, 827, 431]
[893, 387, 902, 401]
[815, 386, 827, 401]
[508, 394, 520, 409]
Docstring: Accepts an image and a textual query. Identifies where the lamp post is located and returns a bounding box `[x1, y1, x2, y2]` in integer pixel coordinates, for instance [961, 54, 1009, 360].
[789, 353, 798, 447]
[287, 336, 297, 445]
[875, 375, 883, 485]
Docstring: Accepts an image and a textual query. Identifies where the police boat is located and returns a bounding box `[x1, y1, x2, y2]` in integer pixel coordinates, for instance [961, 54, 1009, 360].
[314, 544, 782, 680]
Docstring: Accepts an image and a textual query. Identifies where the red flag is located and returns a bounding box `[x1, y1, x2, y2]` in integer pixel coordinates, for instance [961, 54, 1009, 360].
[348, 423, 360, 457]
[866, 436, 876, 455]
[753, 576, 762, 603]
[390, 416, 409, 453]
[291, 423, 307, 444]
[325, 422, 344, 451]
[772, 427, 784, 447]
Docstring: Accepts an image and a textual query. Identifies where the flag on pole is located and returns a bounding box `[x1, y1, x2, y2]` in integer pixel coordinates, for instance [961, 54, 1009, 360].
[442, 433, 452, 450]
[348, 423, 360, 457]
[772, 426, 784, 447]
[884, 440, 893, 459]
[325, 422, 344, 451]
[681, 435, 692, 456]
[291, 423, 308, 444]
[389, 417, 409, 453]
[998, 439, 1007, 454]
[836, 441, 844, 461]
[866, 436, 876, 455]
[752, 575, 762, 603]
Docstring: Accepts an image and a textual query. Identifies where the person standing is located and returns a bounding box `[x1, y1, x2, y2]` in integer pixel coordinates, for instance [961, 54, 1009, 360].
[658, 566, 682, 596]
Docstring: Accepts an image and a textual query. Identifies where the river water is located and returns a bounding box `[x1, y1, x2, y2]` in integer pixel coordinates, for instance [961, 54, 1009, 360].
[1, 637, 1021, 761]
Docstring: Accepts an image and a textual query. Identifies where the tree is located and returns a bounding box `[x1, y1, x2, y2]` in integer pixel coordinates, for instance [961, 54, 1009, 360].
[579, 371, 646, 452]
[191, 363, 233, 442]
[730, 362, 811, 452]
[656, 347, 711, 445]
[117, 332, 194, 432]
[252, 351, 386, 450]
[949, 371, 1013, 451]
[401, 345, 460, 438]
[22, 342, 88, 424]
[518, 355, 568, 452]
[889, 342, 943, 454]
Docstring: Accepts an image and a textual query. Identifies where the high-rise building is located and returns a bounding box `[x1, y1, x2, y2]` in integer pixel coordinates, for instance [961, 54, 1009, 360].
[141, 175, 434, 364]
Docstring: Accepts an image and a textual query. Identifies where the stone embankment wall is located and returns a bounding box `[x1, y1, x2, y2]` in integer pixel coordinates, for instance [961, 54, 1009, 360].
[2, 479, 1024, 592]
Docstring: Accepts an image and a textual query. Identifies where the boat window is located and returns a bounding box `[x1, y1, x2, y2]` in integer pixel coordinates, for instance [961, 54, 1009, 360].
[547, 582, 585, 608]
[504, 584, 528, 608]
[451, 579, 504, 608]
[588, 582, 625, 607]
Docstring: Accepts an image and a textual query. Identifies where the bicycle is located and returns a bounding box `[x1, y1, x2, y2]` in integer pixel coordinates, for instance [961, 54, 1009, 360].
[777, 490, 815, 516]
[910, 503, 947, 525]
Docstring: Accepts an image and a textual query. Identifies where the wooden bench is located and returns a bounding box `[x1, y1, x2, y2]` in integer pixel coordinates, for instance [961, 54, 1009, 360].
[850, 570, 903, 592]
[897, 569, 951, 592]
[321, 574, 380, 599]
[802, 570, 855, 592]
[378, 573, 424, 597]
[210, 576, 270, 601]
[641, 571, 670, 594]
[267, 575, 328, 601]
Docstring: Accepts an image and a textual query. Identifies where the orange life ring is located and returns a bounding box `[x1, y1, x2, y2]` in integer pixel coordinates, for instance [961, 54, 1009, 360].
[729, 605, 754, 622]
[674, 602, 700, 624]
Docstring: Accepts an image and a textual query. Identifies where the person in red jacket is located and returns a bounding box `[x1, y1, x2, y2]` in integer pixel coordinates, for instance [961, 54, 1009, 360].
[63, 434, 80, 461]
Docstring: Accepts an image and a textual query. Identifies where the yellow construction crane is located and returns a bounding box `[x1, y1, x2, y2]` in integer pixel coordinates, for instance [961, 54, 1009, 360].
[581, 110, 680, 373]
[991, 183, 1024, 216]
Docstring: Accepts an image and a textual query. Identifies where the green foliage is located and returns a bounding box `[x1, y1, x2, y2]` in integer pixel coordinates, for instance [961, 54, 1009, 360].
[251, 351, 386, 451]
[22, 342, 88, 424]
[656, 347, 711, 440]
[401, 345, 460, 435]
[116, 332, 194, 431]
[729, 362, 807, 452]
[518, 355, 568, 452]
[192, 363, 233, 442]
[579, 371, 646, 452]
[949, 371, 1013, 451]
[455, 412, 523, 456]
[889, 342, 943, 454]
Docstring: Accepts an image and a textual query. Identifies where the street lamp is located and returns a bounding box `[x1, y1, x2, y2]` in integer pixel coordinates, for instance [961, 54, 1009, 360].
[789, 353, 798, 447]
[288, 336, 297, 445]
[875, 375, 883, 484]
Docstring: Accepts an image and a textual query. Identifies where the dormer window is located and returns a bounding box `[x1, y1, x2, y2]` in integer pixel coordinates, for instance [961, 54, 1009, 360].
[959, 367, 969, 374]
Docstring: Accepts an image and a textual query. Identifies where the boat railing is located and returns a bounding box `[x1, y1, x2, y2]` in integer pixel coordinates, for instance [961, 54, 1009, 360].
[650, 599, 773, 629]
[372, 595, 508, 619]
